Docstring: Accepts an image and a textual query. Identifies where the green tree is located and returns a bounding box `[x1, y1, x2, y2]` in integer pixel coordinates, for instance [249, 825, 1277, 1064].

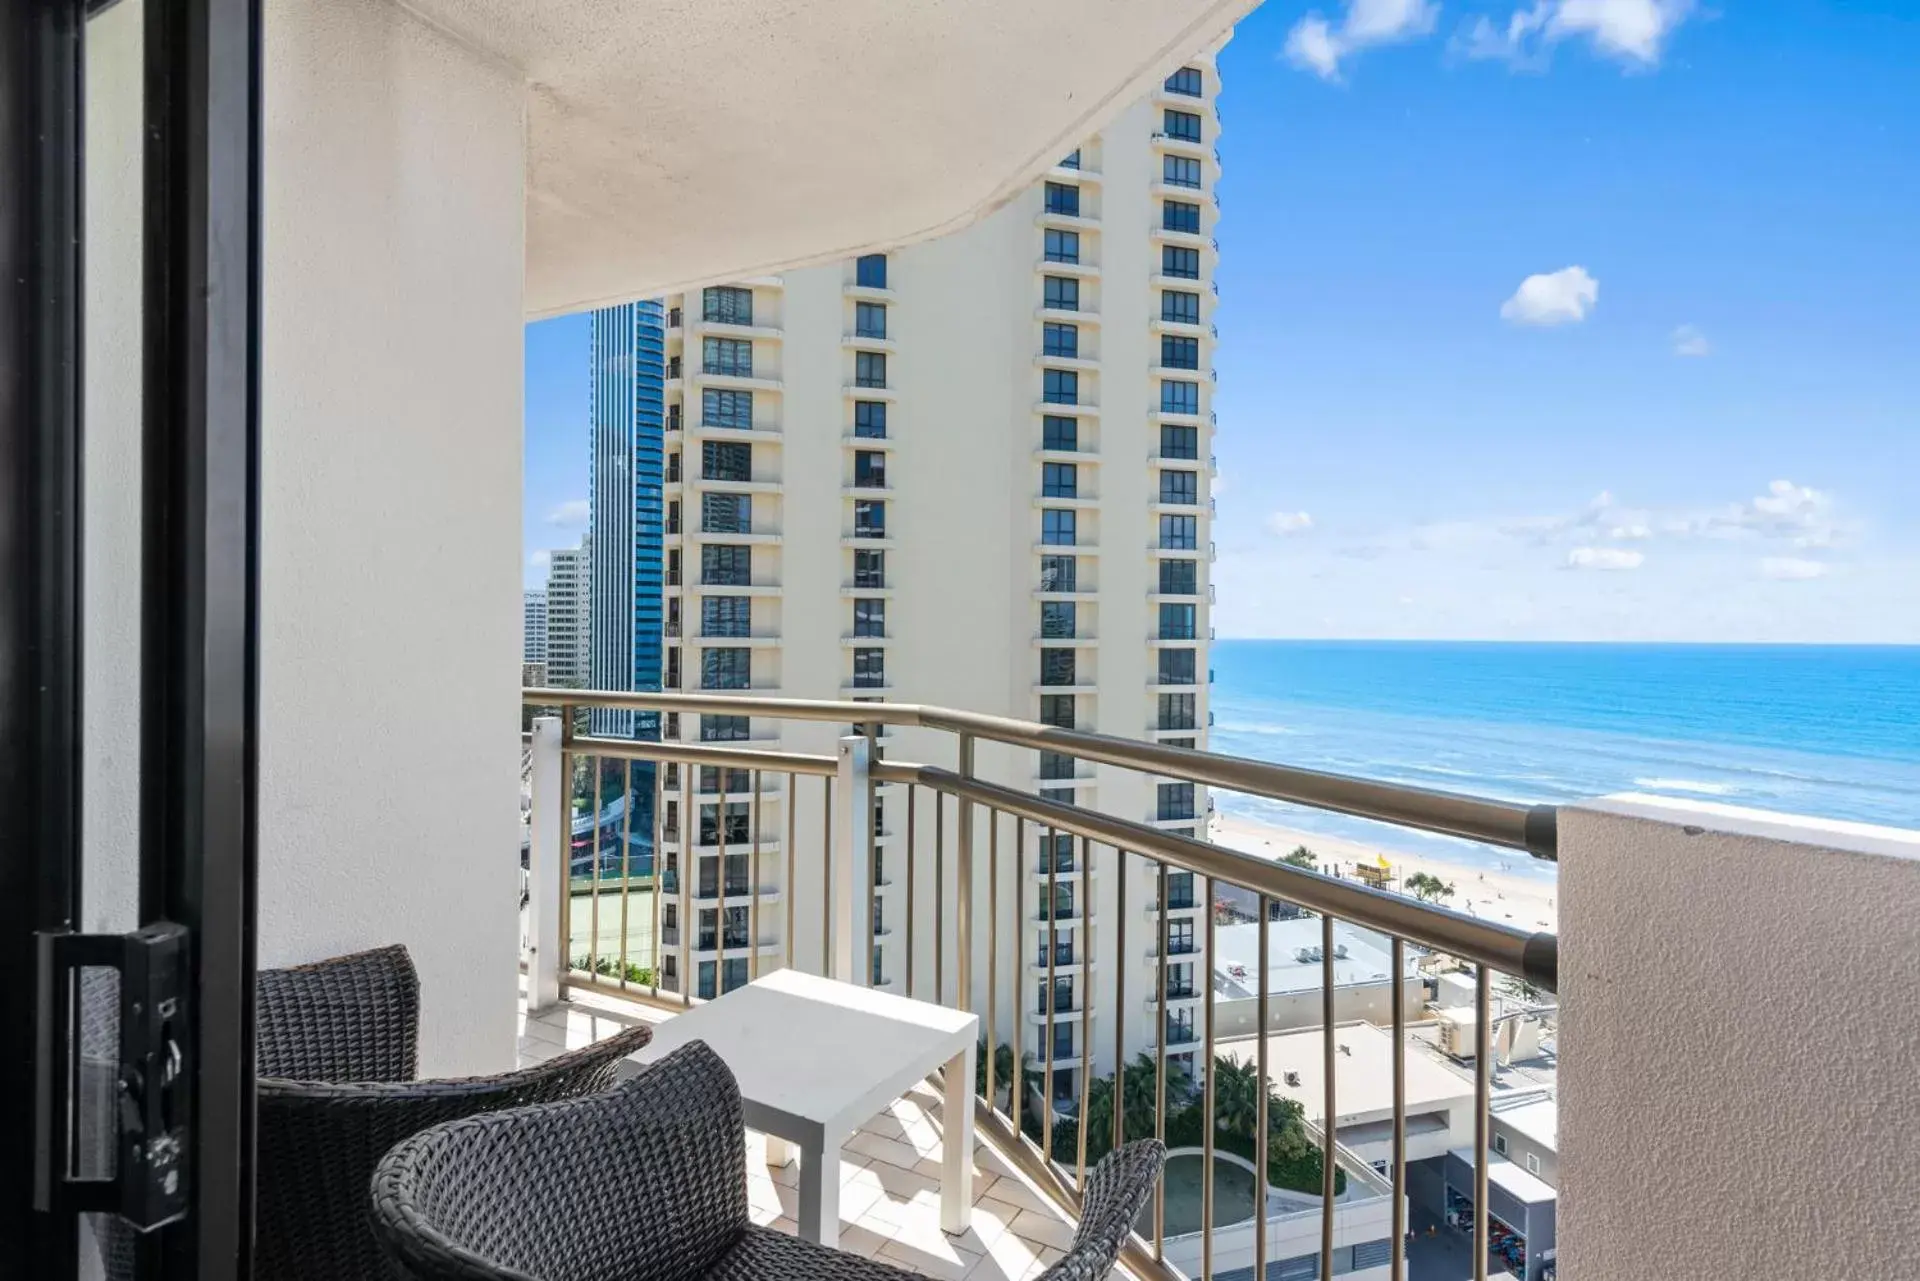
[1281, 845, 1318, 870]
[1210, 1056, 1261, 1140]
[1119, 1050, 1193, 1141]
[1405, 871, 1456, 904]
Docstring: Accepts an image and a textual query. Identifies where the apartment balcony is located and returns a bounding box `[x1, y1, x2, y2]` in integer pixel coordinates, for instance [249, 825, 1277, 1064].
[698, 319, 784, 341]
[842, 282, 899, 304]
[695, 369, 785, 394]
[840, 332, 898, 353]
[1034, 305, 1100, 327]
[1034, 258, 1102, 281]
[1150, 314, 1214, 338]
[1033, 209, 1101, 233]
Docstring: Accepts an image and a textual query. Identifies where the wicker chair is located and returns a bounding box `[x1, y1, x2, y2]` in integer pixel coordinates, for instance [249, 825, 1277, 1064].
[369, 1039, 1167, 1281]
[95, 945, 653, 1281]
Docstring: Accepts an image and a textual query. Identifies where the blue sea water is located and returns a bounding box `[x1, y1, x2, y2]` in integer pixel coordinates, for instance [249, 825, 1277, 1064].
[1209, 641, 1920, 878]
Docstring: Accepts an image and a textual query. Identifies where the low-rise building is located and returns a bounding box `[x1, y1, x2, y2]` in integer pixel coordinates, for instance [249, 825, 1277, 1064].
[1211, 919, 1426, 1041]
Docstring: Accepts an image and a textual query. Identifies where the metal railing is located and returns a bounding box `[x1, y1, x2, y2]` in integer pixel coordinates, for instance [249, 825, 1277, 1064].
[521, 687, 1558, 1281]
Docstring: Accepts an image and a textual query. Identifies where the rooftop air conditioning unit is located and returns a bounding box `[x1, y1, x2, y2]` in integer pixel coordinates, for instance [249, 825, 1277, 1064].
[1333, 944, 1349, 960]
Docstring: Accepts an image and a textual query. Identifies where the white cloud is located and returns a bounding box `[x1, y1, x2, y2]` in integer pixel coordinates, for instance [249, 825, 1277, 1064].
[1760, 557, 1829, 581]
[1567, 546, 1645, 571]
[546, 498, 590, 526]
[1500, 266, 1599, 326]
[1671, 324, 1711, 357]
[1267, 510, 1315, 536]
[1461, 0, 1695, 69]
[1285, 0, 1438, 79]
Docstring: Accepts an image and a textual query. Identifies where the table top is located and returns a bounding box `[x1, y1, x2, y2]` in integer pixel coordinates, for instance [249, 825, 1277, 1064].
[625, 968, 979, 1145]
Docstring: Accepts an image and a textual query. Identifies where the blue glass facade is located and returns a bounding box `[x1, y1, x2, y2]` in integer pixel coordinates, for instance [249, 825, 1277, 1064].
[587, 301, 666, 877]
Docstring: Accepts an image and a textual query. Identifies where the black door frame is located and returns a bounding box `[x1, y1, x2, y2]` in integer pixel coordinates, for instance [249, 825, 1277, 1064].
[1, 0, 263, 1275]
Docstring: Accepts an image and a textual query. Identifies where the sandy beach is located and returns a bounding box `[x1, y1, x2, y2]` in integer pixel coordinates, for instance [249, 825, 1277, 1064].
[1208, 812, 1558, 933]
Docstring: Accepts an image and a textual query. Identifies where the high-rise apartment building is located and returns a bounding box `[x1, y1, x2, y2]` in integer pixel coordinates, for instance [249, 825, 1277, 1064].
[587, 300, 668, 738]
[543, 538, 591, 688]
[523, 588, 549, 683]
[654, 53, 1221, 1094]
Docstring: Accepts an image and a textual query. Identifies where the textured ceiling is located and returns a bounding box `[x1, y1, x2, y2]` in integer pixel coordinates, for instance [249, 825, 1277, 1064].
[401, 0, 1252, 317]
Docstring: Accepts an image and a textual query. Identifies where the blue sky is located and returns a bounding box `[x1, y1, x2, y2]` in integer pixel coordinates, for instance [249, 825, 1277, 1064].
[528, 0, 1920, 641]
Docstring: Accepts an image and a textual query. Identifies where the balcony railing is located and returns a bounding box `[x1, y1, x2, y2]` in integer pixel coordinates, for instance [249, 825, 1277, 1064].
[521, 685, 1559, 1281]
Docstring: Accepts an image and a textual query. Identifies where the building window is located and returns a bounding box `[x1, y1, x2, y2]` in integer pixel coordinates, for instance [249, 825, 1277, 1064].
[1042, 462, 1078, 498]
[702, 596, 751, 638]
[1493, 1134, 1509, 1156]
[1059, 148, 1081, 169]
[854, 499, 886, 538]
[1159, 559, 1197, 594]
[701, 647, 751, 691]
[1039, 750, 1076, 782]
[665, 452, 683, 483]
[853, 400, 888, 439]
[856, 254, 888, 288]
[666, 500, 682, 535]
[1158, 603, 1196, 640]
[854, 549, 885, 589]
[1163, 200, 1202, 234]
[1162, 290, 1201, 324]
[1163, 155, 1202, 189]
[1165, 66, 1203, 96]
[1160, 470, 1198, 505]
[1160, 335, 1200, 370]
[702, 388, 753, 429]
[1160, 424, 1200, 459]
[701, 492, 751, 534]
[701, 544, 750, 586]
[1039, 694, 1076, 728]
[1043, 182, 1081, 216]
[702, 336, 752, 377]
[1039, 555, 1077, 593]
[853, 648, 886, 688]
[1043, 228, 1080, 264]
[1043, 276, 1080, 312]
[1161, 246, 1201, 279]
[701, 715, 749, 742]
[854, 450, 887, 489]
[1161, 380, 1200, 415]
[1163, 108, 1203, 142]
[696, 766, 749, 795]
[853, 598, 885, 638]
[1159, 514, 1198, 550]
[1157, 649, 1197, 686]
[852, 302, 888, 341]
[1158, 693, 1196, 730]
[1526, 1152, 1542, 1175]
[702, 440, 752, 483]
[1043, 323, 1079, 359]
[702, 286, 753, 325]
[855, 351, 888, 388]
[1042, 415, 1078, 452]
[1043, 369, 1079, 405]
[1041, 509, 1077, 546]
[1039, 649, 1077, 687]
[666, 403, 682, 432]
[1040, 601, 1077, 638]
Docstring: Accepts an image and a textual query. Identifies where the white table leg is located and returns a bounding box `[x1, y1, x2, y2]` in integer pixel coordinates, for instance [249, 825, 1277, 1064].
[942, 1042, 975, 1235]
[796, 1139, 841, 1250]
[764, 1135, 798, 1168]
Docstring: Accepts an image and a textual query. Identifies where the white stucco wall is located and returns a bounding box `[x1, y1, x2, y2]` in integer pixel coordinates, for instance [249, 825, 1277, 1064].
[1558, 795, 1920, 1279]
[257, 0, 525, 1073]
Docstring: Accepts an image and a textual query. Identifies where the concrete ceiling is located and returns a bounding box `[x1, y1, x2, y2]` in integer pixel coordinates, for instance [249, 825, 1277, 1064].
[401, 0, 1254, 317]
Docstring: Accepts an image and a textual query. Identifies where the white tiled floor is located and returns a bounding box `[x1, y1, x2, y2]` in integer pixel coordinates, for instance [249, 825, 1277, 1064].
[518, 981, 1129, 1280]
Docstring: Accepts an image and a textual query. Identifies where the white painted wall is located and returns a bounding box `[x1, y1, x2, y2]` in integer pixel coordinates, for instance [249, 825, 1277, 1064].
[257, 0, 525, 1073]
[1558, 796, 1920, 1280]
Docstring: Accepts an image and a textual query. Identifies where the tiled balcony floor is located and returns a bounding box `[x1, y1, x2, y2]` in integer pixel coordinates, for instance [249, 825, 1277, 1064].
[519, 980, 1130, 1281]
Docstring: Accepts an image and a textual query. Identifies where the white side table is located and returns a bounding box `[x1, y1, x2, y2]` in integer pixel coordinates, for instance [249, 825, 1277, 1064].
[623, 968, 979, 1249]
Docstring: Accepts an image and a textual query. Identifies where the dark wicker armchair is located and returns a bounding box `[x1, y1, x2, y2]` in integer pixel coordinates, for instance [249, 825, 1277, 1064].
[369, 1039, 1167, 1281]
[94, 945, 652, 1281]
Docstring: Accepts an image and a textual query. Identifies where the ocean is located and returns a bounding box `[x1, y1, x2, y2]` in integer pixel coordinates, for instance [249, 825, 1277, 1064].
[1208, 641, 1920, 878]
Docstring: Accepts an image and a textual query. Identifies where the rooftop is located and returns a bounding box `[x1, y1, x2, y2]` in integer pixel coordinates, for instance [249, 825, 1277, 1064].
[1212, 917, 1416, 999]
[1448, 1147, 1557, 1206]
[1216, 1022, 1475, 1125]
[1491, 1093, 1559, 1155]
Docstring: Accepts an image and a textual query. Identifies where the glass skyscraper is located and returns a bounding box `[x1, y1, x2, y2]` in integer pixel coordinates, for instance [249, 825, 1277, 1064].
[587, 300, 666, 876]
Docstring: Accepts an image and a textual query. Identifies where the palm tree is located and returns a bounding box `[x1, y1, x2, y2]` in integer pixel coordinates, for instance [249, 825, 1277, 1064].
[975, 1040, 1037, 1112]
[1210, 1056, 1260, 1140]
[1119, 1050, 1193, 1141]
[1405, 871, 1456, 904]
[1281, 845, 1318, 870]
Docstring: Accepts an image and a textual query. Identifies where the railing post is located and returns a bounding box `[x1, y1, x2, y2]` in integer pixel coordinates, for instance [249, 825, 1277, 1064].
[832, 734, 873, 984]
[954, 734, 974, 1013]
[527, 715, 565, 1012]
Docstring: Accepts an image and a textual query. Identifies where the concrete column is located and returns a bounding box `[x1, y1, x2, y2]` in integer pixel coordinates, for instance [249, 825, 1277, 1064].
[256, 0, 526, 1072]
[1558, 795, 1920, 1279]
